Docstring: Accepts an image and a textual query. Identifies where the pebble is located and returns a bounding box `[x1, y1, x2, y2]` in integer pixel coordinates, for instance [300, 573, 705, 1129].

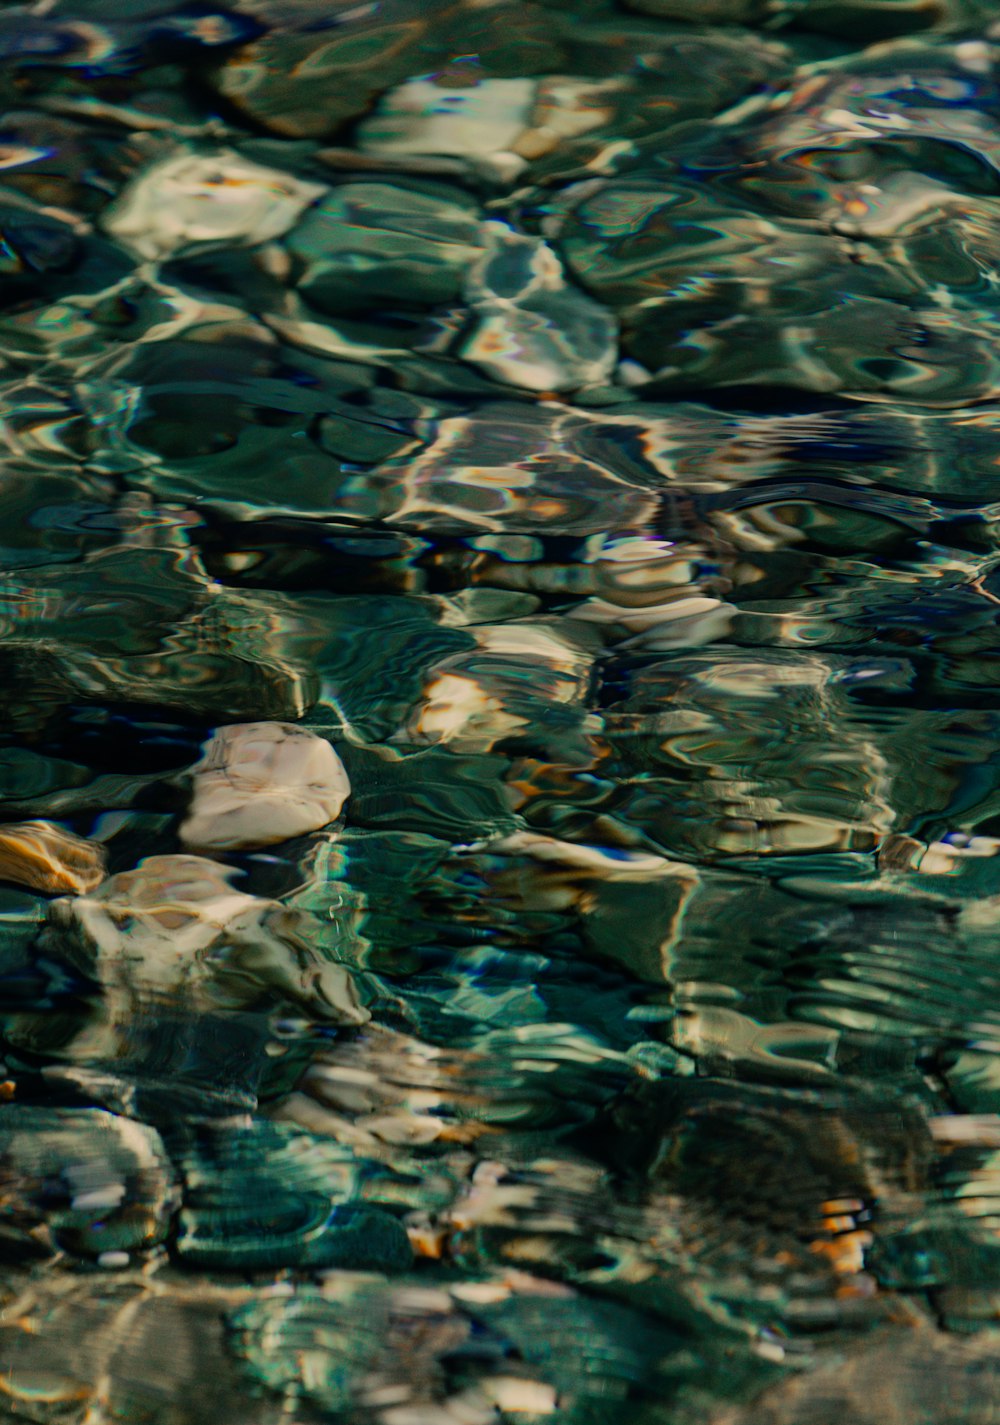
[102, 149, 326, 258]
[180, 721, 351, 851]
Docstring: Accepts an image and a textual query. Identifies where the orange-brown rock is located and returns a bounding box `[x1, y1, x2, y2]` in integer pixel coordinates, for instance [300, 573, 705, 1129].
[0, 821, 105, 895]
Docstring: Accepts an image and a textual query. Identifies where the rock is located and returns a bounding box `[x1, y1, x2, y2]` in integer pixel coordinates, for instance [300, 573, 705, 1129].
[180, 721, 350, 851]
[377, 401, 659, 536]
[0, 820, 105, 894]
[102, 149, 326, 259]
[357, 75, 538, 180]
[604, 649, 896, 858]
[175, 1118, 411, 1272]
[398, 619, 600, 756]
[231, 1279, 458, 1411]
[207, 0, 449, 140]
[511, 75, 624, 161]
[0, 203, 79, 281]
[461, 222, 617, 392]
[9, 854, 366, 1119]
[285, 180, 483, 315]
[0, 1104, 176, 1259]
[44, 853, 368, 1023]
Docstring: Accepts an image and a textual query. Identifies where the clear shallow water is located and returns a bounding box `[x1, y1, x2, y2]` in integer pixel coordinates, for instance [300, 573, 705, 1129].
[3, 0, 1000, 1420]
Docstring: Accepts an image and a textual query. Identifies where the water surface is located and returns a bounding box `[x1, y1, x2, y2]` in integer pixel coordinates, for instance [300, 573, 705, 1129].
[1, 0, 1000, 1420]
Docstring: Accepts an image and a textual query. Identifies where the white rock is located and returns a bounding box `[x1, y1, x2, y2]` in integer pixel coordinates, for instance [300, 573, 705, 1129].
[62, 854, 268, 978]
[102, 149, 326, 259]
[97, 1251, 131, 1269]
[0, 820, 105, 895]
[45, 853, 369, 1030]
[570, 593, 736, 644]
[399, 622, 595, 753]
[357, 76, 536, 166]
[180, 721, 350, 851]
[480, 1377, 558, 1414]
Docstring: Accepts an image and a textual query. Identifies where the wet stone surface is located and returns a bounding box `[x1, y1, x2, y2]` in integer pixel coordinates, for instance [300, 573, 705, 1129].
[0, 0, 999, 1421]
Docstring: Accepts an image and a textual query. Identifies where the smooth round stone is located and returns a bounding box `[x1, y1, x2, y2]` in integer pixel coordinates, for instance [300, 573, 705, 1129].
[462, 223, 617, 392]
[398, 618, 600, 755]
[357, 74, 537, 171]
[230, 1279, 502, 1416]
[179, 1195, 411, 1271]
[43, 852, 370, 1029]
[180, 721, 351, 851]
[0, 205, 79, 278]
[230, 1284, 392, 1412]
[209, 1, 447, 139]
[286, 181, 483, 315]
[175, 1120, 412, 1272]
[786, 0, 950, 37]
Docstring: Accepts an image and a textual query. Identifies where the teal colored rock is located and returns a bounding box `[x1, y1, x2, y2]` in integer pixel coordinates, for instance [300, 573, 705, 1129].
[174, 1120, 412, 1272]
[287, 181, 483, 314]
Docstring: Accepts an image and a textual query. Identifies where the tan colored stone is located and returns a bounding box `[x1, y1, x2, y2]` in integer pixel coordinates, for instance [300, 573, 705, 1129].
[0, 820, 105, 895]
[181, 721, 350, 851]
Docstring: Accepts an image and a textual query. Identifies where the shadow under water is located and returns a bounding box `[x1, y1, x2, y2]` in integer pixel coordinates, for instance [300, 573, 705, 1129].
[1, 0, 1000, 1420]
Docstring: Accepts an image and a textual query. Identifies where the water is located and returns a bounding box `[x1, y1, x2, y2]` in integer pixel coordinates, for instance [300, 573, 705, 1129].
[2, 0, 1000, 1419]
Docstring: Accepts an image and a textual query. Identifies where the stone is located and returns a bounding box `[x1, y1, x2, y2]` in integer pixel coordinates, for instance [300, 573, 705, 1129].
[357, 75, 537, 179]
[0, 820, 105, 894]
[102, 149, 326, 259]
[461, 222, 617, 392]
[286, 180, 483, 315]
[44, 853, 368, 1023]
[0, 1105, 175, 1259]
[180, 721, 350, 851]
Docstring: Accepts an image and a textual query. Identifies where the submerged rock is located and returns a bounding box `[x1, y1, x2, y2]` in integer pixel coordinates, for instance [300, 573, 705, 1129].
[1, 0, 998, 1415]
[398, 618, 600, 757]
[377, 401, 660, 535]
[0, 1104, 176, 1260]
[180, 721, 351, 852]
[175, 1118, 412, 1272]
[4, 852, 367, 1120]
[286, 180, 484, 315]
[102, 150, 326, 259]
[207, 0, 452, 139]
[357, 74, 538, 180]
[461, 222, 617, 392]
[45, 853, 368, 1023]
[0, 820, 105, 894]
[604, 649, 897, 858]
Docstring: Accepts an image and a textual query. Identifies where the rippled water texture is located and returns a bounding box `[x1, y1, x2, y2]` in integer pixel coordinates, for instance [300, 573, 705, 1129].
[7, 0, 1000, 1420]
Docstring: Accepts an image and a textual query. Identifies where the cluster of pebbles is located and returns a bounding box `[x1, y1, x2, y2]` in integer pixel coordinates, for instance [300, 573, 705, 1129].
[4, 0, 1000, 1421]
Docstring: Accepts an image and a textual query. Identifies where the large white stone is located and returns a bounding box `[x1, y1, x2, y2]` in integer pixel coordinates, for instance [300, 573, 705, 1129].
[181, 721, 350, 851]
[102, 149, 326, 259]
